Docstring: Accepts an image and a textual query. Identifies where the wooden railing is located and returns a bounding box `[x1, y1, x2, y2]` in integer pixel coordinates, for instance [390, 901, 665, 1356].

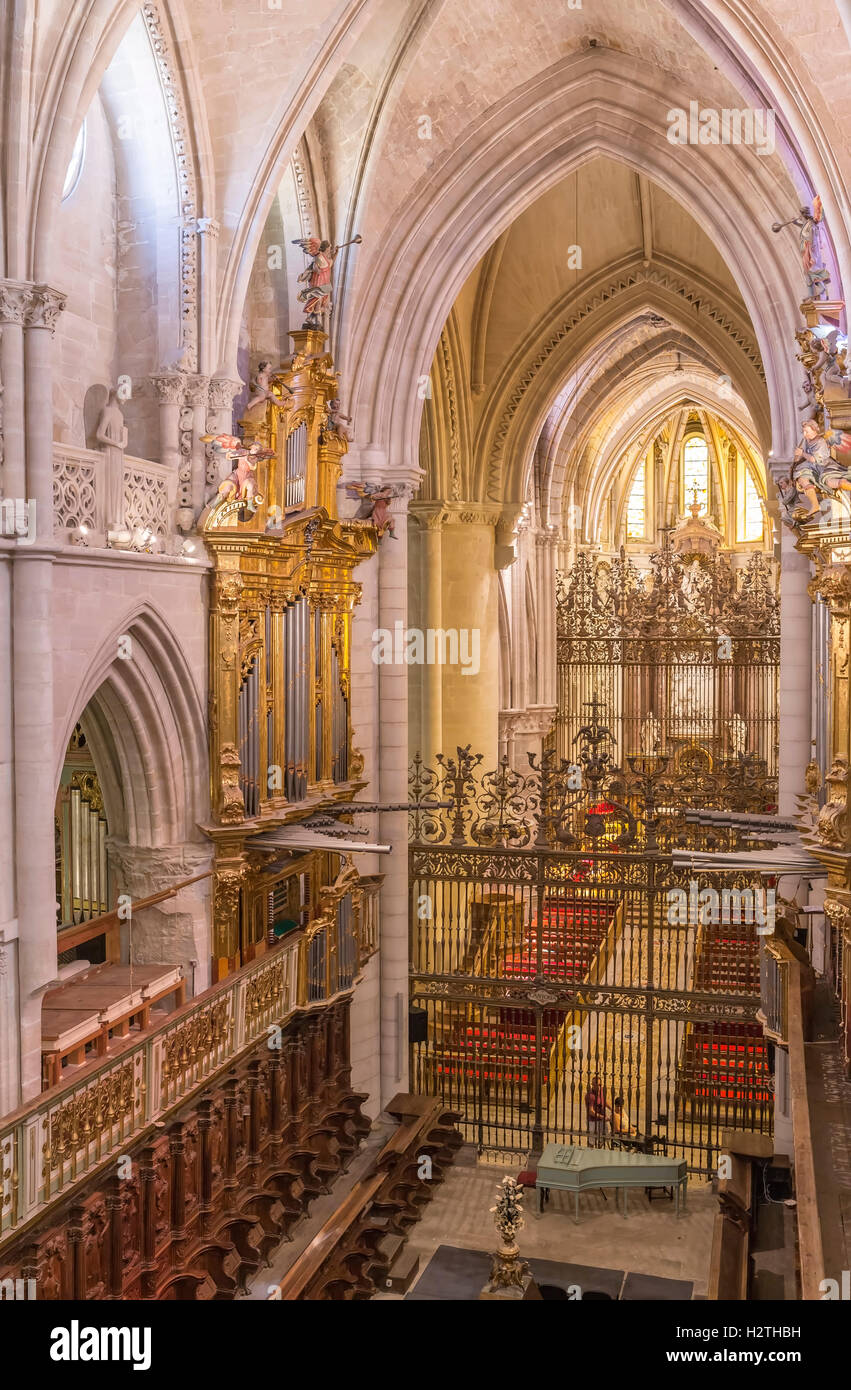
[0, 873, 380, 1247]
[785, 955, 826, 1301]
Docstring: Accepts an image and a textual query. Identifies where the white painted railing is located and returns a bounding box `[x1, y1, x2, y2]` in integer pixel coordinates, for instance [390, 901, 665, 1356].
[53, 445, 173, 537]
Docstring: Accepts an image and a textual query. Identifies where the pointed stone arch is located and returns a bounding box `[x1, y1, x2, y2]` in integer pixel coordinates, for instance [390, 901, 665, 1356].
[56, 603, 207, 849]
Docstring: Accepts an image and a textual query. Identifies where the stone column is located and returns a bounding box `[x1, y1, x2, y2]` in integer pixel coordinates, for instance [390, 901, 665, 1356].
[24, 288, 66, 540]
[409, 504, 447, 763]
[535, 527, 559, 712]
[377, 462, 419, 1106]
[0, 548, 18, 1115]
[346, 481, 381, 1110]
[0, 282, 28, 501]
[185, 374, 210, 517]
[777, 511, 813, 816]
[206, 377, 242, 444]
[195, 219, 220, 380]
[150, 374, 187, 528]
[440, 504, 501, 762]
[15, 285, 65, 1100]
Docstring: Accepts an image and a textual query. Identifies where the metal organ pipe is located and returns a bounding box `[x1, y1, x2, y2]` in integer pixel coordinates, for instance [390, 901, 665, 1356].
[285, 423, 307, 509]
[299, 596, 308, 798]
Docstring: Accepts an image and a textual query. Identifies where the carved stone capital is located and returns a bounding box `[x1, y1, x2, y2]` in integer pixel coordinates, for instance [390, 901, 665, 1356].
[207, 377, 243, 410]
[184, 374, 210, 408]
[149, 373, 187, 406]
[409, 503, 450, 532]
[0, 281, 30, 325]
[500, 706, 557, 738]
[535, 525, 561, 549]
[196, 218, 220, 239]
[22, 284, 66, 332]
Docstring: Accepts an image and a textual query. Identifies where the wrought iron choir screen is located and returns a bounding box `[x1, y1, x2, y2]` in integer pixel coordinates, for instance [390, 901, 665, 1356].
[555, 543, 780, 816]
[408, 744, 773, 1175]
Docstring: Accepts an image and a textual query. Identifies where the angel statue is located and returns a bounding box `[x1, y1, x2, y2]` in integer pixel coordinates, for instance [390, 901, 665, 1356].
[345, 481, 400, 539]
[291, 234, 363, 327]
[777, 417, 851, 524]
[772, 198, 831, 301]
[201, 433, 274, 513]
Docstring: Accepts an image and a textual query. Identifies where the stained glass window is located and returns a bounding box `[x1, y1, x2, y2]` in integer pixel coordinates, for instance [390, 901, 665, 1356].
[626, 457, 646, 539]
[682, 434, 709, 511]
[737, 461, 763, 542]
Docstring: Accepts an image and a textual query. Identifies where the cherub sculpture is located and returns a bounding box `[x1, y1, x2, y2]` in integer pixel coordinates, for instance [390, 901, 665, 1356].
[201, 433, 274, 512]
[346, 481, 400, 539]
[291, 234, 362, 326]
[243, 360, 292, 423]
[325, 397, 353, 442]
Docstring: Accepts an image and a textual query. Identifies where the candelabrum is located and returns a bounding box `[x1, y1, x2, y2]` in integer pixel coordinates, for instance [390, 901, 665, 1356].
[484, 1176, 530, 1292]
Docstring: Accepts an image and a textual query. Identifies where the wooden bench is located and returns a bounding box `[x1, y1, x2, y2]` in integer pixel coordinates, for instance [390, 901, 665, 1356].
[273, 1170, 388, 1300]
[270, 1092, 463, 1300]
[42, 963, 185, 1086]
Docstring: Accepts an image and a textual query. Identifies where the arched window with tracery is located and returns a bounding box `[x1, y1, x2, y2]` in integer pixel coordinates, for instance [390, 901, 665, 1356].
[682, 433, 709, 512]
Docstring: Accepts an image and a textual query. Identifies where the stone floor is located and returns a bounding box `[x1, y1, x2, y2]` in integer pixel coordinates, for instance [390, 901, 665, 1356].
[374, 1146, 716, 1300]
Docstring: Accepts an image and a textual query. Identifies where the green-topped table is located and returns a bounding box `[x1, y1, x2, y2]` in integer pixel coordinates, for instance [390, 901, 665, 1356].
[535, 1142, 687, 1223]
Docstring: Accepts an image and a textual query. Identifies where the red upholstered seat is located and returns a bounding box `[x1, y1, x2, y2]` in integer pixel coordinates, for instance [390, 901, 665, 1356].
[516, 1169, 537, 1187]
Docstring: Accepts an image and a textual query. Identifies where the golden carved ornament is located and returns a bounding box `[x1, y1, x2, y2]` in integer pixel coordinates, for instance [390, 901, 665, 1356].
[809, 558, 851, 608]
[47, 1064, 136, 1171]
[218, 743, 245, 824]
[162, 999, 232, 1083]
[817, 755, 849, 848]
[245, 958, 287, 1021]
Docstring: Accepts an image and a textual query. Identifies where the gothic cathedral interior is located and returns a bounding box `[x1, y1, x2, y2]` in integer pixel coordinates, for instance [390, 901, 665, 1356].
[1, 0, 851, 1350]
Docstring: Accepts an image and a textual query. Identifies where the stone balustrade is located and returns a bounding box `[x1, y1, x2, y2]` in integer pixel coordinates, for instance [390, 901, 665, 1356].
[52, 445, 173, 542]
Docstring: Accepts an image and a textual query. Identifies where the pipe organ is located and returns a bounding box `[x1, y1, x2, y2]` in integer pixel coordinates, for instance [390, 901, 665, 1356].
[55, 728, 110, 940]
[202, 329, 377, 979]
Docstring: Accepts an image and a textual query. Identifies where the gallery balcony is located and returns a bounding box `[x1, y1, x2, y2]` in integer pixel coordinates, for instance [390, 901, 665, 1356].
[0, 875, 379, 1253]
